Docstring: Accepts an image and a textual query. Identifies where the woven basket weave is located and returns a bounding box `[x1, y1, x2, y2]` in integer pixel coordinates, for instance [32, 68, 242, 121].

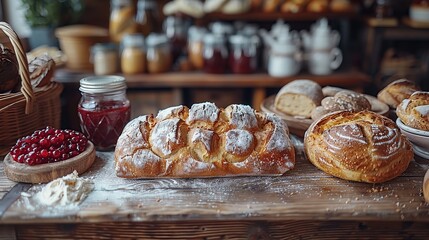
[0, 22, 63, 156]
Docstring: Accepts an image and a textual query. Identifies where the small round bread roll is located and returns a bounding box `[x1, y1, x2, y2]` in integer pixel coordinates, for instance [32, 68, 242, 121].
[321, 90, 371, 112]
[274, 79, 323, 118]
[396, 91, 429, 131]
[305, 110, 413, 183]
[377, 79, 419, 108]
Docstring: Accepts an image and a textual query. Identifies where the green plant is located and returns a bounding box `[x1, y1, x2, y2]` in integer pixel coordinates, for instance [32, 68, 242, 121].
[21, 0, 84, 27]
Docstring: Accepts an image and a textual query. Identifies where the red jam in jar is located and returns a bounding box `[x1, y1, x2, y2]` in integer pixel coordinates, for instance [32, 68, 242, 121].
[229, 34, 258, 74]
[203, 33, 228, 74]
[78, 76, 130, 151]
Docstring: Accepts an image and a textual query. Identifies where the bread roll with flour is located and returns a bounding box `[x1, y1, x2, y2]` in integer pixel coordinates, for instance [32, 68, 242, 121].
[377, 79, 419, 108]
[304, 110, 413, 183]
[396, 91, 429, 131]
[115, 102, 295, 178]
[275, 79, 324, 118]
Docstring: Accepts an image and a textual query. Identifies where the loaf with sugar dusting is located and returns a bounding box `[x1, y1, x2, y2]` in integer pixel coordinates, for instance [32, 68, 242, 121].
[377, 79, 419, 108]
[304, 110, 413, 183]
[115, 102, 296, 178]
[396, 91, 429, 131]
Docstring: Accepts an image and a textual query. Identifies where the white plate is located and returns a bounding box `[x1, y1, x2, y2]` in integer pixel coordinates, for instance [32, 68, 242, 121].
[413, 144, 429, 160]
[396, 118, 429, 137]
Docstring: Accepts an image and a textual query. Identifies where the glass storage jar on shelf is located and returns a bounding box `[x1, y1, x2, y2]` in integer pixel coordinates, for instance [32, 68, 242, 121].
[203, 33, 228, 74]
[109, 0, 137, 42]
[146, 33, 172, 74]
[121, 33, 146, 74]
[228, 34, 259, 74]
[135, 0, 159, 36]
[187, 26, 207, 70]
[91, 43, 119, 75]
[78, 76, 131, 151]
[163, 15, 191, 63]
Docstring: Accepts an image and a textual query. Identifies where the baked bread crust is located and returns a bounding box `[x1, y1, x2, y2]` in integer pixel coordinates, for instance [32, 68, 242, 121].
[311, 90, 371, 120]
[304, 110, 413, 183]
[115, 103, 296, 178]
[377, 79, 419, 108]
[396, 91, 429, 131]
[274, 79, 324, 118]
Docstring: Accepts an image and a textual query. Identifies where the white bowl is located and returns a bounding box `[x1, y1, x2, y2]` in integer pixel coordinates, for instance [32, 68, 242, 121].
[396, 119, 429, 149]
[396, 118, 429, 137]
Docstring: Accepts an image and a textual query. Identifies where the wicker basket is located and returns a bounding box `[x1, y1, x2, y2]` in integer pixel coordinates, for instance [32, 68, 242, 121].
[0, 22, 63, 156]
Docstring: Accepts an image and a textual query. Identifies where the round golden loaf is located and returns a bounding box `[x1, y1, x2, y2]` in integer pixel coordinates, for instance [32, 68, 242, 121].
[304, 110, 413, 183]
[396, 91, 429, 131]
[115, 102, 296, 178]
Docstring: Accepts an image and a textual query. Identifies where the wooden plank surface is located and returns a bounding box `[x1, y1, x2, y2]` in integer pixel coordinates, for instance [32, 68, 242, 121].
[1, 137, 428, 224]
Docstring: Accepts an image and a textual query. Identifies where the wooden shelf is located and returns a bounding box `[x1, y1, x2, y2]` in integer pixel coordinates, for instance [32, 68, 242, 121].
[203, 10, 359, 22]
[55, 69, 370, 89]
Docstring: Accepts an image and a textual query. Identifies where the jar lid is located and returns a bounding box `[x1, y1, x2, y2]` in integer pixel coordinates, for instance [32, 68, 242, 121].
[91, 43, 118, 53]
[122, 33, 145, 48]
[210, 22, 234, 36]
[111, 0, 133, 7]
[146, 33, 169, 47]
[80, 76, 126, 94]
[137, 0, 157, 9]
[203, 33, 225, 44]
[188, 26, 207, 40]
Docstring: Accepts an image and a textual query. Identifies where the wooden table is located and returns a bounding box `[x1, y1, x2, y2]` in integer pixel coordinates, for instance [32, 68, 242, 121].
[1, 137, 428, 239]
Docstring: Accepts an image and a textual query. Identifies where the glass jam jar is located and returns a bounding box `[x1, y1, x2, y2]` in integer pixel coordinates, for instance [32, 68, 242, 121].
[203, 33, 228, 74]
[109, 0, 137, 42]
[121, 33, 146, 74]
[146, 33, 172, 73]
[91, 43, 119, 75]
[187, 26, 207, 70]
[78, 76, 131, 151]
[229, 34, 259, 74]
[135, 0, 159, 36]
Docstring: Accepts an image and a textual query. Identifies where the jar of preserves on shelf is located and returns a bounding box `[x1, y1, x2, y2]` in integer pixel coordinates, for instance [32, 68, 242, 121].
[121, 33, 146, 74]
[187, 26, 207, 70]
[78, 76, 131, 151]
[203, 33, 228, 74]
[229, 34, 259, 74]
[146, 33, 172, 73]
[135, 0, 159, 36]
[163, 15, 191, 63]
[109, 0, 137, 42]
[91, 43, 119, 75]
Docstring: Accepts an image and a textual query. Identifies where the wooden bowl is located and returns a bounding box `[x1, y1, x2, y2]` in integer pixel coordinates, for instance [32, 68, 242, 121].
[4, 141, 96, 183]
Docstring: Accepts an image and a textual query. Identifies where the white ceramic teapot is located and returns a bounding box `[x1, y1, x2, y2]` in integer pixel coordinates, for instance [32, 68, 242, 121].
[301, 18, 340, 51]
[266, 30, 302, 77]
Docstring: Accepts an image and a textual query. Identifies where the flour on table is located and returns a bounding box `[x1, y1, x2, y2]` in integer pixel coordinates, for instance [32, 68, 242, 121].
[35, 170, 94, 206]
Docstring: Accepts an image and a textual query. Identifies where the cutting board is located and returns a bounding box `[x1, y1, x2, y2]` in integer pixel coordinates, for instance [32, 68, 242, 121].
[3, 141, 96, 183]
[424, 169, 429, 203]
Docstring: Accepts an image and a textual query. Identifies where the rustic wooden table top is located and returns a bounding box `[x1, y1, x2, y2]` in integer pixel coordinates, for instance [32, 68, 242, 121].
[1, 136, 428, 226]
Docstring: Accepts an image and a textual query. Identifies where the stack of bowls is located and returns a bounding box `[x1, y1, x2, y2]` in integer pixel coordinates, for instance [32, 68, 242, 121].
[396, 118, 429, 159]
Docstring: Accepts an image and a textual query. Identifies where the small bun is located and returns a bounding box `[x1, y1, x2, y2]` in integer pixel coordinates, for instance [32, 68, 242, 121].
[305, 110, 413, 183]
[377, 79, 419, 108]
[311, 90, 371, 121]
[396, 91, 429, 131]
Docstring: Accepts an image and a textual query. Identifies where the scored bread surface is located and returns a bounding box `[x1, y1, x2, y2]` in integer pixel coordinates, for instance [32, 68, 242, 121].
[304, 110, 413, 183]
[115, 102, 295, 178]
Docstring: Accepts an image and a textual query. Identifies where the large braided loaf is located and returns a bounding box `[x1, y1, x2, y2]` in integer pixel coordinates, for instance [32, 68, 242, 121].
[114, 102, 295, 178]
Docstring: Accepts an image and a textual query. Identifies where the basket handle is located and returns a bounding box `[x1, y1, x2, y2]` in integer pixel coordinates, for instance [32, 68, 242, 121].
[0, 22, 34, 114]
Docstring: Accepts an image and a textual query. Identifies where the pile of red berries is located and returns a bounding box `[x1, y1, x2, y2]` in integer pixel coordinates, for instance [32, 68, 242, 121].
[10, 126, 88, 166]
